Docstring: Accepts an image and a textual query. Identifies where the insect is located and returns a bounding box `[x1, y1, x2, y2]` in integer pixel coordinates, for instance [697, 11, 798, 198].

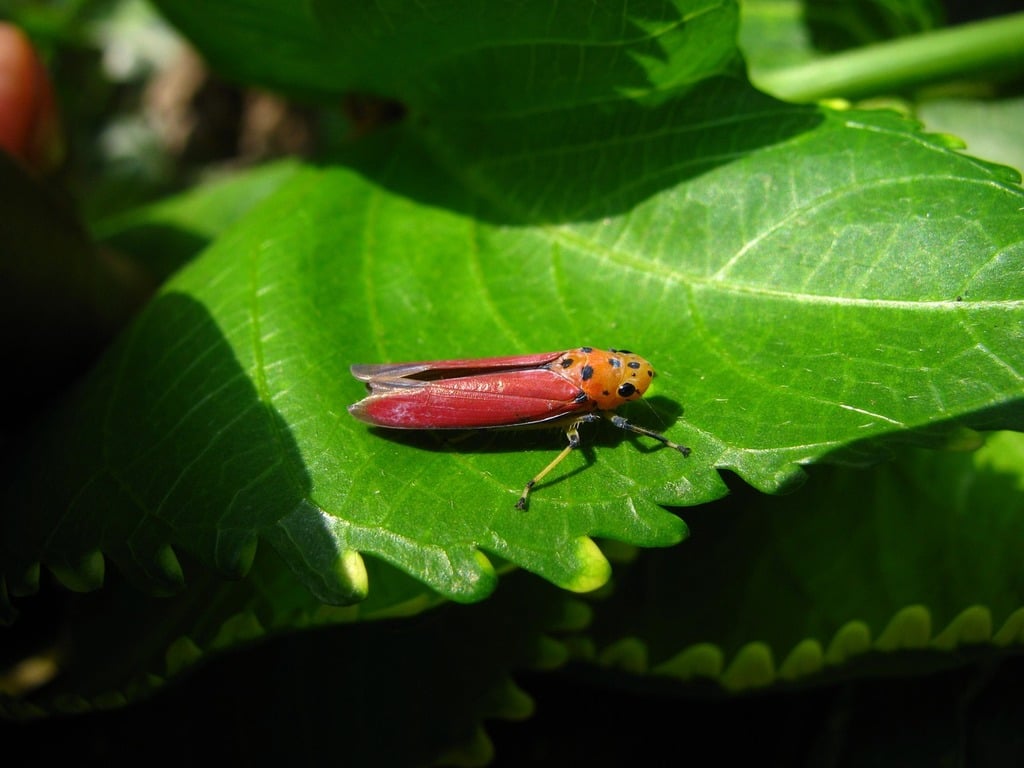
[349, 347, 691, 509]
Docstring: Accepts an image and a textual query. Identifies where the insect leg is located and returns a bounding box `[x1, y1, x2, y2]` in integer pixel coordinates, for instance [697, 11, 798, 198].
[515, 416, 598, 510]
[604, 413, 691, 457]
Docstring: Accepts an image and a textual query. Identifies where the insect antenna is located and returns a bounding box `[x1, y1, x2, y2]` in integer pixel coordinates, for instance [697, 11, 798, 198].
[638, 395, 670, 431]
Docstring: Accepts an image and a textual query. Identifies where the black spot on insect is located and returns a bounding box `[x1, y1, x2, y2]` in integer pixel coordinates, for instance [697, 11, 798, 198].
[581, 365, 594, 381]
[647, 370, 653, 377]
[618, 382, 636, 398]
[627, 361, 640, 369]
[560, 357, 574, 368]
[608, 357, 621, 368]
[612, 348, 632, 354]
[580, 346, 593, 353]
[602, 390, 610, 396]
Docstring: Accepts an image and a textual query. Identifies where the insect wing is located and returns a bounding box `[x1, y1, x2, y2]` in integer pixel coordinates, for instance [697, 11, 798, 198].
[350, 350, 566, 383]
[350, 362, 434, 382]
[349, 366, 587, 429]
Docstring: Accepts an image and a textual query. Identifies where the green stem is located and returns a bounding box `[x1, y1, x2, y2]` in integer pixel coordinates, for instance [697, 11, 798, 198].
[756, 12, 1024, 103]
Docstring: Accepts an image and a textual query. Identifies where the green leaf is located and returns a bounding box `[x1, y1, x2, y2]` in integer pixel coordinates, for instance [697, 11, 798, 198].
[2, 0, 1022, 611]
[152, 0, 742, 106]
[802, 0, 944, 51]
[917, 95, 1024, 176]
[587, 431, 1024, 689]
[94, 159, 306, 283]
[1, 558, 579, 767]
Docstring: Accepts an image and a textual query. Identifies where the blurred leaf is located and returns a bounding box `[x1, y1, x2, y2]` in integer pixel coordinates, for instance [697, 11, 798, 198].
[588, 432, 1024, 688]
[0, 153, 149, 412]
[95, 158, 305, 282]
[0, 550, 577, 753]
[804, 0, 944, 51]
[152, 0, 741, 106]
[917, 95, 1024, 176]
[2, 1, 1022, 615]
[739, 0, 818, 72]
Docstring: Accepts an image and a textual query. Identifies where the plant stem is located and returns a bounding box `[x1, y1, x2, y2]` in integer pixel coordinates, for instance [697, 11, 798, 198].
[756, 12, 1024, 103]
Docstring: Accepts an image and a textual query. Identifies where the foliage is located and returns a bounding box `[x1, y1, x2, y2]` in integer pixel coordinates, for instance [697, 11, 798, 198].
[2, 0, 1023, 763]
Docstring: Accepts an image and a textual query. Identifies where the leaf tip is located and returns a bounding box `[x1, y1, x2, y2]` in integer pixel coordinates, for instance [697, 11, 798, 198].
[653, 643, 724, 680]
[824, 620, 872, 664]
[165, 636, 204, 677]
[875, 605, 932, 652]
[213, 530, 258, 579]
[721, 642, 775, 691]
[49, 550, 105, 593]
[994, 607, 1024, 647]
[336, 549, 369, 601]
[933, 605, 992, 650]
[5, 561, 40, 598]
[433, 725, 494, 768]
[562, 537, 612, 594]
[124, 543, 184, 595]
[599, 636, 648, 675]
[778, 638, 824, 681]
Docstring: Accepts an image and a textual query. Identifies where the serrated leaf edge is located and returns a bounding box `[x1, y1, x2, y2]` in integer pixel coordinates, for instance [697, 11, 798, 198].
[594, 603, 1024, 692]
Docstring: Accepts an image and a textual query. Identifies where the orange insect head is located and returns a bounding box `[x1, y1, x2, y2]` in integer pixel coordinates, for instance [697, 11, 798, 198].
[553, 347, 656, 412]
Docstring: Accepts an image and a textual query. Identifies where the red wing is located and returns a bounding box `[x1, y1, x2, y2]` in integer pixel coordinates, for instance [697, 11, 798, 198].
[348, 367, 588, 429]
[350, 350, 566, 383]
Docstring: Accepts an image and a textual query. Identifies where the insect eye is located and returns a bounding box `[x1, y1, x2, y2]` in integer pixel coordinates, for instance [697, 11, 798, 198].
[617, 382, 637, 398]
